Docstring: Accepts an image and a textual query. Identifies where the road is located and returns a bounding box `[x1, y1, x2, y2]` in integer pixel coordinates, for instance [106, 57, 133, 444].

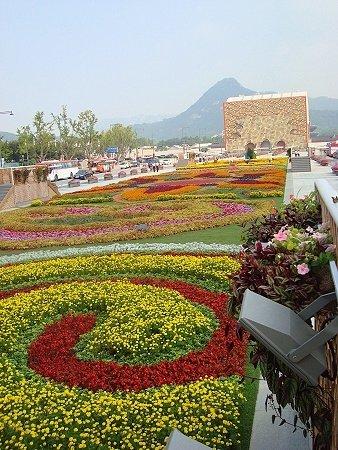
[55, 165, 176, 195]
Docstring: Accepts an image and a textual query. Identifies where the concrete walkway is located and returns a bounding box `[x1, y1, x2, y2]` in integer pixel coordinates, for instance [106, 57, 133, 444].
[249, 161, 320, 450]
[286, 159, 338, 200]
[250, 381, 312, 450]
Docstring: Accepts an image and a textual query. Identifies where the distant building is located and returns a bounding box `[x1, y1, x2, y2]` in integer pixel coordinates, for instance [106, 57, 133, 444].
[223, 92, 309, 152]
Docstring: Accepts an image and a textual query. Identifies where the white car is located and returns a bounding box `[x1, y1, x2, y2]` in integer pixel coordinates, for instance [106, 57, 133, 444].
[119, 162, 130, 170]
[160, 159, 172, 166]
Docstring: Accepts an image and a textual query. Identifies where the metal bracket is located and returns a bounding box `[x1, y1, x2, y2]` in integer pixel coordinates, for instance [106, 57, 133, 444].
[287, 315, 338, 363]
[298, 292, 336, 321]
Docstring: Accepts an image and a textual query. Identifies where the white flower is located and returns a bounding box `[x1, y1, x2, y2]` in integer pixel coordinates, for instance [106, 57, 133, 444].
[0, 242, 243, 266]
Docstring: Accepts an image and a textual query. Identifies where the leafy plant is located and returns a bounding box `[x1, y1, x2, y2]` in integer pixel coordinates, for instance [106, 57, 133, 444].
[34, 166, 48, 183]
[242, 192, 321, 246]
[13, 168, 31, 184]
[30, 199, 44, 207]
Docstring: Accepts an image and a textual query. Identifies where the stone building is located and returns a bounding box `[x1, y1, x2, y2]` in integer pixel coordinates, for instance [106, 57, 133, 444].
[223, 92, 309, 152]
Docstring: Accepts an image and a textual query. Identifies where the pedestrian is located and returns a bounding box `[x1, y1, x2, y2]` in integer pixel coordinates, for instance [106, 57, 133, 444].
[152, 164, 156, 172]
[156, 162, 159, 172]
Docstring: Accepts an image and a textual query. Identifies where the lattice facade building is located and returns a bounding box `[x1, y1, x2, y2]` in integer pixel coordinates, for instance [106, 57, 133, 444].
[223, 92, 309, 152]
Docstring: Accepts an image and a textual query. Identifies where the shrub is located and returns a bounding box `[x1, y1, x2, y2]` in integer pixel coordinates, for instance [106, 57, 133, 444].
[248, 190, 283, 198]
[34, 166, 48, 183]
[50, 196, 112, 205]
[242, 192, 321, 246]
[30, 199, 44, 207]
[13, 168, 31, 184]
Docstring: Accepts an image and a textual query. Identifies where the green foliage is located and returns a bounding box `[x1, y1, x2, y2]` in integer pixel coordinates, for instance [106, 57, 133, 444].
[248, 190, 283, 198]
[157, 192, 238, 201]
[49, 196, 112, 205]
[52, 106, 79, 160]
[13, 168, 31, 184]
[30, 199, 44, 207]
[0, 138, 21, 163]
[100, 123, 136, 159]
[242, 192, 321, 246]
[34, 166, 48, 183]
[71, 110, 99, 159]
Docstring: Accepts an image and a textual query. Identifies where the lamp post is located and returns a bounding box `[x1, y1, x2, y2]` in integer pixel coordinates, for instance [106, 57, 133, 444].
[0, 110, 14, 168]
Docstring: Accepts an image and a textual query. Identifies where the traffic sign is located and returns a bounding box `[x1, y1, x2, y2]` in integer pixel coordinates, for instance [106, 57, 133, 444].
[106, 147, 118, 154]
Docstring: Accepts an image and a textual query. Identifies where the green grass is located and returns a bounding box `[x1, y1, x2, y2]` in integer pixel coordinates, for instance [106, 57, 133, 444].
[237, 354, 260, 450]
[125, 224, 243, 245]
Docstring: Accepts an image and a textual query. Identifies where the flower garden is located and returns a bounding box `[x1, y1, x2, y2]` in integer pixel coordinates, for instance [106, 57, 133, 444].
[0, 159, 295, 449]
[0, 159, 287, 250]
[0, 253, 248, 449]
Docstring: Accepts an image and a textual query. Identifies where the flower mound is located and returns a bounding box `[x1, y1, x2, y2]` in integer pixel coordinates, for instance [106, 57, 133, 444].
[0, 253, 245, 449]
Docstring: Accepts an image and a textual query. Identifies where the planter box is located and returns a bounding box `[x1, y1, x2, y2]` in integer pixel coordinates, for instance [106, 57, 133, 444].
[130, 169, 138, 175]
[141, 167, 148, 173]
[118, 171, 126, 178]
[88, 176, 98, 184]
[68, 180, 80, 187]
[104, 173, 113, 180]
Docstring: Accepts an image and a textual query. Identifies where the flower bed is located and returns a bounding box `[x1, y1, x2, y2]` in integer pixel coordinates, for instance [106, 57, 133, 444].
[0, 253, 246, 449]
[0, 162, 286, 250]
[0, 198, 268, 250]
[0, 242, 243, 266]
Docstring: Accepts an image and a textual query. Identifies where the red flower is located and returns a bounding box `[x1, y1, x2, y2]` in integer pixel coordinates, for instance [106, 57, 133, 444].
[28, 279, 247, 392]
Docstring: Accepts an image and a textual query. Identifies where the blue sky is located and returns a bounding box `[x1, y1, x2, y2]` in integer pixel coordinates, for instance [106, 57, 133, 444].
[1, 0, 338, 132]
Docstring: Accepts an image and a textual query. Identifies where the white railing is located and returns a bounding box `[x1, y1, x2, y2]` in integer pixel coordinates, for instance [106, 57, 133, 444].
[314, 179, 338, 449]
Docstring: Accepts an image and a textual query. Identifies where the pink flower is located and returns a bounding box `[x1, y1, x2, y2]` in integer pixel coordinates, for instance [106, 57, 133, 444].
[273, 228, 289, 241]
[297, 263, 310, 275]
[312, 232, 326, 243]
[325, 244, 336, 253]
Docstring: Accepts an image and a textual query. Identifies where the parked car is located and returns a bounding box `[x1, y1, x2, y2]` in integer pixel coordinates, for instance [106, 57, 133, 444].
[73, 169, 93, 180]
[130, 160, 139, 168]
[160, 159, 172, 166]
[119, 162, 131, 170]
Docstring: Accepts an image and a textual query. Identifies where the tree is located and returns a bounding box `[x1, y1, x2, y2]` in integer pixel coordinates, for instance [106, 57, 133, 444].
[30, 112, 55, 162]
[72, 110, 99, 159]
[52, 105, 78, 160]
[101, 123, 137, 159]
[17, 125, 34, 163]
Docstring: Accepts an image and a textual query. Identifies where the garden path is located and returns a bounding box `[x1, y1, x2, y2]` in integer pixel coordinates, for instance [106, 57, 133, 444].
[250, 380, 312, 450]
[288, 159, 338, 200]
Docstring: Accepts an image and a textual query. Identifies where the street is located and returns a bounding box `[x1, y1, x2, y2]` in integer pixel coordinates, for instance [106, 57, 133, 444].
[55, 165, 176, 195]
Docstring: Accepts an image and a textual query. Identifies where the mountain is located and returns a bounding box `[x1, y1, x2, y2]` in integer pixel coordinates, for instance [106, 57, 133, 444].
[133, 78, 256, 140]
[99, 114, 171, 130]
[309, 97, 338, 111]
[0, 131, 17, 142]
[132, 78, 338, 140]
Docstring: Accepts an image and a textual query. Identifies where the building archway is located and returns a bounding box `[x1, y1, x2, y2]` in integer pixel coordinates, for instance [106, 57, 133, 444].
[260, 139, 271, 150]
[276, 140, 286, 149]
[245, 142, 255, 151]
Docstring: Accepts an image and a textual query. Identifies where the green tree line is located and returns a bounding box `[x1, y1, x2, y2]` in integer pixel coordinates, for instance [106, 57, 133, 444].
[0, 106, 153, 164]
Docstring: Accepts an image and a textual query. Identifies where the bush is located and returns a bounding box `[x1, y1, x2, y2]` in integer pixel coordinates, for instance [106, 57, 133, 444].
[248, 190, 283, 198]
[30, 199, 44, 207]
[50, 196, 112, 205]
[242, 192, 321, 246]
